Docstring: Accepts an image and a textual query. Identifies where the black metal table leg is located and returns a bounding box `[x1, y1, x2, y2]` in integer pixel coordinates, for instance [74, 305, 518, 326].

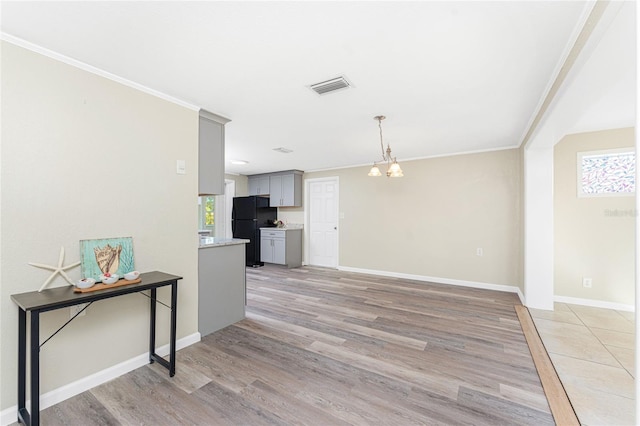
[30, 311, 40, 425]
[149, 288, 157, 364]
[169, 282, 178, 377]
[17, 308, 29, 425]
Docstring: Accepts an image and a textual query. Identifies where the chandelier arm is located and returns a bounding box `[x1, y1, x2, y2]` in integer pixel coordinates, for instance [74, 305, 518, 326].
[378, 118, 387, 161]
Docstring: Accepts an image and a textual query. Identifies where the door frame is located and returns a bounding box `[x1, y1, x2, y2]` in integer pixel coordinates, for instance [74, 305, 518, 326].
[304, 176, 339, 267]
[214, 179, 236, 239]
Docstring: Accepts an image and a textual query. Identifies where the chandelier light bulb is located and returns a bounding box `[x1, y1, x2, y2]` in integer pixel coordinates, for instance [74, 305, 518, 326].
[388, 160, 404, 177]
[368, 164, 382, 177]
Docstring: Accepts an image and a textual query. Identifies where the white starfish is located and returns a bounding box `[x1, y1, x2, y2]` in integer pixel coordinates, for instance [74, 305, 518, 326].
[29, 246, 81, 292]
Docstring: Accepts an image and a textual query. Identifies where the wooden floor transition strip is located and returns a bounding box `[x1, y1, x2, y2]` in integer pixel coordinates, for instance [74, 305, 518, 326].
[515, 305, 580, 426]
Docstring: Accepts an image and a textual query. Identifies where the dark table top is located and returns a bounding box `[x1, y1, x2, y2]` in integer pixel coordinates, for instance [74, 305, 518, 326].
[11, 271, 183, 313]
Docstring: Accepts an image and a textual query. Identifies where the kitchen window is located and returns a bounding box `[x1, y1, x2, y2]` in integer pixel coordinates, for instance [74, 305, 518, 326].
[198, 196, 215, 233]
[198, 180, 236, 238]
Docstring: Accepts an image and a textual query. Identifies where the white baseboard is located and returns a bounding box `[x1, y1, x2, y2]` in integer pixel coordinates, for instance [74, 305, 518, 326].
[554, 295, 635, 312]
[337, 265, 524, 299]
[1, 332, 201, 426]
[335, 266, 633, 312]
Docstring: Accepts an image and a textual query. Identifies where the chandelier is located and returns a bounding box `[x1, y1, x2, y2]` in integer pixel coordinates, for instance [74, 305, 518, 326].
[368, 115, 403, 177]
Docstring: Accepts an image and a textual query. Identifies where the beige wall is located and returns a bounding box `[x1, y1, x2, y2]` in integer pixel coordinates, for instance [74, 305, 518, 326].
[1, 42, 199, 409]
[276, 205, 304, 226]
[304, 148, 523, 287]
[554, 128, 635, 305]
[225, 173, 248, 197]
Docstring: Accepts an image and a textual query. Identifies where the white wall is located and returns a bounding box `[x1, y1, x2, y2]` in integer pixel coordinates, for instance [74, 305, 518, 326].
[524, 143, 555, 309]
[1, 42, 199, 409]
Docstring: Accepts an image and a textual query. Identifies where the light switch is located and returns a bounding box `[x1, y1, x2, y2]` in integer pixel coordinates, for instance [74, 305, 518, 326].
[176, 160, 186, 175]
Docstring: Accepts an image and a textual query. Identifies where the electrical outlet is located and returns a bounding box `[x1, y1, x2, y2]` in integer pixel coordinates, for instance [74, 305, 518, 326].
[70, 303, 88, 319]
[582, 278, 593, 288]
[476, 248, 483, 256]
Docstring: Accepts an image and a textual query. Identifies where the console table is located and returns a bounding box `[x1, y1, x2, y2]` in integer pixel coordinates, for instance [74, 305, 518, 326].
[11, 271, 182, 426]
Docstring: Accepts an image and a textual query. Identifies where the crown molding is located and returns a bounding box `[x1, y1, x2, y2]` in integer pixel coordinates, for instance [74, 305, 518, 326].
[1, 33, 200, 111]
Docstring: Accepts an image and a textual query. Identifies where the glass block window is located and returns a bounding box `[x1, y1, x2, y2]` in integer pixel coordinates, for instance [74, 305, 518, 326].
[578, 149, 635, 197]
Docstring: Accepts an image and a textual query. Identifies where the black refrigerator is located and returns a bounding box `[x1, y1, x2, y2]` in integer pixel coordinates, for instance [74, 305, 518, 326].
[232, 196, 277, 267]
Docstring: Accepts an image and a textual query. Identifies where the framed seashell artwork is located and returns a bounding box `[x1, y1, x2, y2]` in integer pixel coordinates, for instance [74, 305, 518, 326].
[80, 237, 135, 283]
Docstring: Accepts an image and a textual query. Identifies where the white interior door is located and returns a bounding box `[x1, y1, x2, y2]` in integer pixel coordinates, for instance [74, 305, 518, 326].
[306, 177, 339, 267]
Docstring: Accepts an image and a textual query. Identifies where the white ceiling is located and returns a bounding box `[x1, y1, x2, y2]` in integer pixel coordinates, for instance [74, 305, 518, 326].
[0, 1, 632, 175]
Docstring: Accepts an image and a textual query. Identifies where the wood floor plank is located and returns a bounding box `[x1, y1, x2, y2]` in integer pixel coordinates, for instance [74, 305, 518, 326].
[191, 381, 285, 425]
[515, 304, 580, 426]
[147, 356, 212, 394]
[39, 391, 119, 426]
[239, 379, 353, 426]
[306, 340, 461, 399]
[457, 386, 555, 426]
[246, 311, 347, 344]
[30, 265, 554, 425]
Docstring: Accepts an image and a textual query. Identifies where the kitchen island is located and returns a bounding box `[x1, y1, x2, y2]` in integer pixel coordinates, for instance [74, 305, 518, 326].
[198, 238, 249, 337]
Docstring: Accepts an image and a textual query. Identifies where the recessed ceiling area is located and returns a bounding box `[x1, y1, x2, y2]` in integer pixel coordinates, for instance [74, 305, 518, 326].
[1, 1, 634, 175]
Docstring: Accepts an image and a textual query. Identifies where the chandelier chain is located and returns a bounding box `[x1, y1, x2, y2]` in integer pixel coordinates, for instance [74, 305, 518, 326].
[378, 117, 387, 161]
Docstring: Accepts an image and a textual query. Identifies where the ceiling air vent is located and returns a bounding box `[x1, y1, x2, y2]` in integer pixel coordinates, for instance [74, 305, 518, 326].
[309, 76, 351, 95]
[273, 147, 293, 154]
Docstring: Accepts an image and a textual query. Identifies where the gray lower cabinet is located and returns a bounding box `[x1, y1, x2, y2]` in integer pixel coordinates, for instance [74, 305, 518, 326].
[261, 233, 286, 264]
[260, 228, 302, 268]
[198, 243, 246, 337]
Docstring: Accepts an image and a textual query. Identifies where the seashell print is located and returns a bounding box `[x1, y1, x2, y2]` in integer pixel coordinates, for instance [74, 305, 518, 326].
[93, 244, 122, 274]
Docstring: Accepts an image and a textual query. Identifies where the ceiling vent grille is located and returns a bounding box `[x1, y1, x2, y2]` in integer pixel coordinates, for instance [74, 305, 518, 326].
[309, 76, 351, 95]
[273, 147, 293, 154]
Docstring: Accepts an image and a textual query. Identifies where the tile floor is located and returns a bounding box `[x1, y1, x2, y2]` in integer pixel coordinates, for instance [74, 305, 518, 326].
[530, 303, 635, 426]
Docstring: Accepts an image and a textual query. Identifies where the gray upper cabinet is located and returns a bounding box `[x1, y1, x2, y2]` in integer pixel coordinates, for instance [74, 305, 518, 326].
[199, 110, 230, 196]
[248, 175, 270, 196]
[247, 170, 303, 207]
[270, 173, 297, 207]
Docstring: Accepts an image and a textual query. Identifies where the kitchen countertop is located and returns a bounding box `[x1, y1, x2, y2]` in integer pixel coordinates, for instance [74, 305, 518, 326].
[259, 227, 303, 231]
[199, 237, 250, 248]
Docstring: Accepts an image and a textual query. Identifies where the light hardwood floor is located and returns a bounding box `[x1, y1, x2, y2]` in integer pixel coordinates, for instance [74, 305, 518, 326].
[30, 265, 554, 425]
